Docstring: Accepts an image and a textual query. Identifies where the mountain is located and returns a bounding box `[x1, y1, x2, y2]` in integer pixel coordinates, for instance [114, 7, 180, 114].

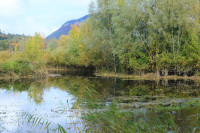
[46, 15, 89, 39]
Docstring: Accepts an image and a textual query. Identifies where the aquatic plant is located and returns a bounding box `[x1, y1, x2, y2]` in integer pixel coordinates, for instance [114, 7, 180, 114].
[21, 112, 67, 133]
[83, 103, 178, 133]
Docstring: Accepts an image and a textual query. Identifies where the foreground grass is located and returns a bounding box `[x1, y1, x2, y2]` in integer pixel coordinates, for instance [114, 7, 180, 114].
[83, 104, 178, 133]
[21, 104, 179, 133]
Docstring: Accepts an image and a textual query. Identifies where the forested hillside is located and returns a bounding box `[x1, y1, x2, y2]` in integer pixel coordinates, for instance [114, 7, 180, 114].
[0, 0, 200, 78]
[0, 31, 28, 51]
[46, 15, 89, 39]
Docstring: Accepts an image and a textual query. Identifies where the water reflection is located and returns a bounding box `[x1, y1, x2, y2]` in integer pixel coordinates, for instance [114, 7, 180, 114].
[1, 78, 199, 104]
[0, 77, 199, 132]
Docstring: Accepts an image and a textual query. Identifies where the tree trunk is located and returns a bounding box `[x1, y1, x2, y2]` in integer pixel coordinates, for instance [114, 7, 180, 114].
[164, 79, 168, 86]
[141, 71, 144, 76]
[139, 71, 141, 76]
[164, 68, 168, 77]
[113, 54, 117, 73]
[184, 71, 187, 77]
[156, 79, 159, 86]
[114, 64, 116, 73]
[156, 69, 160, 78]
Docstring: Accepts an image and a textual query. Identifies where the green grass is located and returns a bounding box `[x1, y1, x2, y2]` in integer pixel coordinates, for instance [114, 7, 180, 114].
[83, 104, 178, 133]
[21, 112, 67, 133]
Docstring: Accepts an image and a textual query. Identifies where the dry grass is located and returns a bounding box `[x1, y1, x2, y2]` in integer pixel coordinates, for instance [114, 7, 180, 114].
[0, 73, 47, 81]
[95, 72, 200, 81]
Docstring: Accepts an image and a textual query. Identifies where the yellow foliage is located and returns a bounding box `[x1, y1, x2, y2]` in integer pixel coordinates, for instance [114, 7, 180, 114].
[11, 42, 19, 52]
[0, 51, 11, 63]
[69, 24, 82, 40]
[57, 35, 69, 47]
[22, 33, 44, 62]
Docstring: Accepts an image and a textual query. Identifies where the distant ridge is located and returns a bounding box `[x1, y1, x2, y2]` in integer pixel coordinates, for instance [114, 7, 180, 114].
[46, 15, 89, 39]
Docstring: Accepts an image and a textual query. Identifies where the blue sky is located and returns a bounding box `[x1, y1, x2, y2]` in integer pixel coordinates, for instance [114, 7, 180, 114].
[0, 0, 94, 37]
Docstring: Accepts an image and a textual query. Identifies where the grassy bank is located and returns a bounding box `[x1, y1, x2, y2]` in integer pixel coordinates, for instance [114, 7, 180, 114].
[95, 71, 200, 80]
[0, 66, 93, 81]
[0, 74, 47, 81]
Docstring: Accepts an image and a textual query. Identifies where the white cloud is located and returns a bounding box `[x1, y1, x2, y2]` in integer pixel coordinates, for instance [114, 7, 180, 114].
[0, 0, 26, 17]
[29, 0, 94, 7]
[17, 16, 51, 36]
[0, 23, 9, 32]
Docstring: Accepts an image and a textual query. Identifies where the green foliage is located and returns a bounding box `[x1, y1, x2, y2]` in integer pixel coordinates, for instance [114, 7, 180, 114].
[23, 33, 44, 62]
[48, 48, 67, 66]
[0, 60, 32, 76]
[80, 0, 200, 76]
[47, 38, 58, 50]
[0, 40, 8, 51]
[48, 25, 90, 67]
[0, 33, 47, 77]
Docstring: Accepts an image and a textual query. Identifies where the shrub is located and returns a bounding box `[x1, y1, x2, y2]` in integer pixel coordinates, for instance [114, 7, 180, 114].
[0, 60, 32, 76]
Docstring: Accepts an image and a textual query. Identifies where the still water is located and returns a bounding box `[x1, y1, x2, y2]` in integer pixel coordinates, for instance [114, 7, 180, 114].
[0, 74, 200, 132]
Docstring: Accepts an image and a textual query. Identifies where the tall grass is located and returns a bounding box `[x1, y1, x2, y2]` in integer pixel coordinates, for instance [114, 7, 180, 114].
[21, 112, 67, 133]
[83, 103, 178, 133]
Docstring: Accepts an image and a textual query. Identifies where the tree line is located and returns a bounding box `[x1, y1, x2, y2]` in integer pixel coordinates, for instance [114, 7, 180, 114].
[84, 0, 200, 77]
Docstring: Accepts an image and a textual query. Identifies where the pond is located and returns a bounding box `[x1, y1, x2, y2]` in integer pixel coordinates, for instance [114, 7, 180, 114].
[0, 73, 200, 132]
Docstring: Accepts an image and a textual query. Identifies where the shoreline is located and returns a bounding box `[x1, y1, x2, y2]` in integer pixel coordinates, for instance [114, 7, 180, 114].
[1, 70, 200, 81]
[95, 72, 200, 81]
[0, 74, 47, 81]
